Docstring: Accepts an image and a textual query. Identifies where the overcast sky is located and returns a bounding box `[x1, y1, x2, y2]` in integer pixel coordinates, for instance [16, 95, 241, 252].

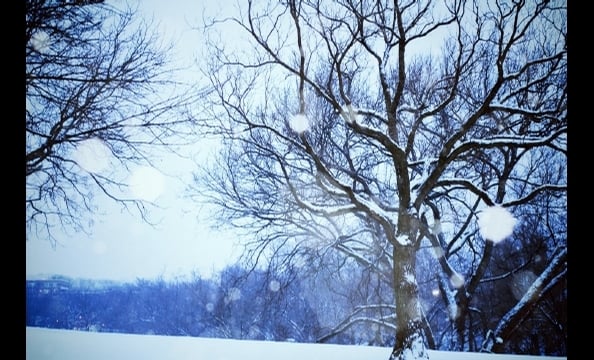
[25, 0, 519, 284]
[26, 0, 242, 282]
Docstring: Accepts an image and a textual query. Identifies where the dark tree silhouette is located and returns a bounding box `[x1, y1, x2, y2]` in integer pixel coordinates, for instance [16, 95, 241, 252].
[192, 0, 566, 358]
[26, 0, 200, 244]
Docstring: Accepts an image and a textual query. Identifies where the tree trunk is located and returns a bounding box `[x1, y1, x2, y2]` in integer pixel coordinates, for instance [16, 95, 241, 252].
[389, 243, 429, 360]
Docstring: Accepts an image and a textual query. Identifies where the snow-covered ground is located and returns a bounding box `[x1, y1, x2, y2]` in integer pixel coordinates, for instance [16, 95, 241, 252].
[26, 327, 566, 360]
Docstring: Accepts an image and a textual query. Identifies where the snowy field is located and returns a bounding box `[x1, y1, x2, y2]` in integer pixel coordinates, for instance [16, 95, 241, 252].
[26, 327, 566, 360]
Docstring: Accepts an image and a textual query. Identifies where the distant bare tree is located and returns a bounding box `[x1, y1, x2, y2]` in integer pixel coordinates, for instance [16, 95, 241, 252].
[26, 0, 201, 243]
[192, 1, 566, 358]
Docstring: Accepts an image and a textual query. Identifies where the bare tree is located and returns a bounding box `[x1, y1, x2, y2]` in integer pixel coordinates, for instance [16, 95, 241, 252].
[26, 0, 201, 243]
[192, 1, 566, 358]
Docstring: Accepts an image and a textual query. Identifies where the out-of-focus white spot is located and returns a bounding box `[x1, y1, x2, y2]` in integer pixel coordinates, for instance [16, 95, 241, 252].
[26, 97, 34, 112]
[431, 288, 440, 297]
[510, 270, 537, 300]
[478, 205, 517, 243]
[31, 31, 51, 53]
[407, 302, 420, 317]
[341, 104, 362, 124]
[72, 138, 112, 174]
[248, 325, 262, 339]
[448, 304, 460, 320]
[224, 287, 241, 304]
[431, 220, 442, 235]
[450, 273, 465, 288]
[303, 236, 326, 250]
[432, 246, 444, 258]
[92, 241, 107, 255]
[269, 280, 281, 292]
[289, 114, 309, 133]
[205, 303, 214, 312]
[292, 256, 307, 268]
[128, 166, 165, 202]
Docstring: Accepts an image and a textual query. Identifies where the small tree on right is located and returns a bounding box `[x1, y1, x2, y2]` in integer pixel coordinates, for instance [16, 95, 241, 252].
[194, 0, 567, 358]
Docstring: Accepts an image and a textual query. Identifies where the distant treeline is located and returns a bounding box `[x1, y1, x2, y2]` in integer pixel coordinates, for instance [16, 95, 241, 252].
[26, 256, 566, 356]
[26, 265, 323, 343]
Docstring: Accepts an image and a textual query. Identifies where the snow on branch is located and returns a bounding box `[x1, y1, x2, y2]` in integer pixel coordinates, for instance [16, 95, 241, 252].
[317, 304, 397, 343]
[337, 104, 388, 126]
[299, 136, 395, 230]
[433, 178, 494, 206]
[447, 127, 567, 161]
[334, 103, 405, 160]
[502, 184, 567, 208]
[295, 200, 358, 218]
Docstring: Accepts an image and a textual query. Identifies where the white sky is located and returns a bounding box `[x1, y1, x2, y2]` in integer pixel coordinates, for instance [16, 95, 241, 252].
[26, 327, 567, 360]
[25, 148, 243, 281]
[26, 0, 241, 282]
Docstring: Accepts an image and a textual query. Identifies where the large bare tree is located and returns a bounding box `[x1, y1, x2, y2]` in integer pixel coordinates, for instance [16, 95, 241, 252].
[26, 0, 200, 243]
[192, 1, 566, 358]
